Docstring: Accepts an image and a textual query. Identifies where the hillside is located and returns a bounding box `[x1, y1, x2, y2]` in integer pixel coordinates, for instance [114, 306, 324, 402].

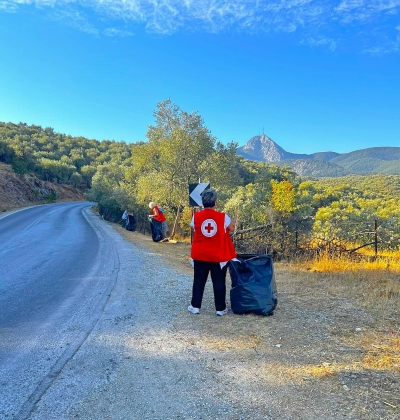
[330, 148, 400, 174]
[0, 162, 86, 212]
[315, 174, 400, 200]
[275, 158, 349, 177]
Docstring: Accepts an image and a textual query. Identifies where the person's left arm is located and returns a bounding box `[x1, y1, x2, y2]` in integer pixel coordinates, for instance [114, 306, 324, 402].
[224, 214, 235, 232]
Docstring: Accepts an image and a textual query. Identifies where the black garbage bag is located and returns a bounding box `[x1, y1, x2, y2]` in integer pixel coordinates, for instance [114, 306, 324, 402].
[150, 218, 163, 242]
[228, 254, 277, 316]
[125, 215, 136, 231]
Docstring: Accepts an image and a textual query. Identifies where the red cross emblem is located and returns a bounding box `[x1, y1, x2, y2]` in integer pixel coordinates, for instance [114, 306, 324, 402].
[201, 219, 218, 237]
[205, 223, 214, 233]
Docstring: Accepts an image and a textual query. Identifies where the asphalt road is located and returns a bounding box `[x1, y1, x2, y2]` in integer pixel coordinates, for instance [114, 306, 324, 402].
[0, 202, 120, 420]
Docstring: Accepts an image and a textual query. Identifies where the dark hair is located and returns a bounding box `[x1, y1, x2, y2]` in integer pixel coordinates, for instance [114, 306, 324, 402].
[201, 188, 217, 208]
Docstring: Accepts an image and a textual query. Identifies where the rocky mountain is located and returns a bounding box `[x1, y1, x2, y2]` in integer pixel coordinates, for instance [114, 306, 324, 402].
[237, 134, 311, 162]
[237, 135, 400, 177]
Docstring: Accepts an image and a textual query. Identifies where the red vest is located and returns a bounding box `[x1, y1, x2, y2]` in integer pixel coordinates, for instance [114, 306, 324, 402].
[191, 209, 236, 262]
[152, 206, 166, 222]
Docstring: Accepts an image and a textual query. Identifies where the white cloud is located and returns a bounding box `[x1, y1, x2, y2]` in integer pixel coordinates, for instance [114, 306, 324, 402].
[363, 41, 399, 54]
[304, 36, 337, 51]
[2, 0, 400, 52]
[335, 0, 400, 22]
[103, 27, 134, 37]
[51, 7, 99, 35]
[0, 1, 18, 11]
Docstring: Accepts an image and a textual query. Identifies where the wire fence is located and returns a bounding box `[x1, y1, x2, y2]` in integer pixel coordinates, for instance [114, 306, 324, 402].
[232, 219, 399, 261]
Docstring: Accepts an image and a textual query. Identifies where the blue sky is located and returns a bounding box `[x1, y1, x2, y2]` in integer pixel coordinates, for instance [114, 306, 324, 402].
[0, 1, 399, 155]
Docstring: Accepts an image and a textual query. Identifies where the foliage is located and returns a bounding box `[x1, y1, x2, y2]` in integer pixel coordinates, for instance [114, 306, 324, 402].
[226, 168, 305, 256]
[295, 175, 400, 252]
[86, 163, 126, 218]
[11, 157, 29, 175]
[126, 99, 216, 209]
[313, 197, 400, 251]
[3, 109, 400, 256]
[0, 121, 135, 188]
[271, 180, 296, 214]
[199, 141, 243, 203]
[224, 183, 271, 228]
[179, 206, 194, 237]
[123, 99, 244, 235]
[43, 191, 57, 203]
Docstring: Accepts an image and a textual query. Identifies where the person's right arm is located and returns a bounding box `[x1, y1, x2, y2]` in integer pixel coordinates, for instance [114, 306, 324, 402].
[227, 221, 235, 232]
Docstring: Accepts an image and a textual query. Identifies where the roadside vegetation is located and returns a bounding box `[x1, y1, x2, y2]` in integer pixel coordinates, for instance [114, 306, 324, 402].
[2, 99, 400, 265]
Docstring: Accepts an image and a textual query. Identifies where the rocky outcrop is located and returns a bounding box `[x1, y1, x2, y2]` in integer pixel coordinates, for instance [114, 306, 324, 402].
[237, 134, 311, 162]
[0, 163, 86, 211]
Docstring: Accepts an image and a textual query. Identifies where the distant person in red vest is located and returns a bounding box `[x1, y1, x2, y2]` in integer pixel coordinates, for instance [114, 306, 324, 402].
[188, 188, 236, 316]
[149, 202, 169, 242]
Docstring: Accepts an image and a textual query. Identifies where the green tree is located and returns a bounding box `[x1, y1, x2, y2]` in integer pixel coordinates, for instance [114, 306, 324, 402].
[69, 172, 83, 187]
[224, 183, 271, 228]
[199, 141, 243, 204]
[80, 165, 98, 187]
[126, 99, 216, 211]
[0, 139, 14, 163]
[87, 163, 127, 220]
[271, 180, 296, 214]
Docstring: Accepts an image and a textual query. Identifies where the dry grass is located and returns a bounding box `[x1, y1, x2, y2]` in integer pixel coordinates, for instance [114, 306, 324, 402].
[360, 333, 400, 371]
[279, 253, 400, 387]
[302, 251, 400, 273]
[185, 323, 400, 383]
[291, 253, 400, 316]
[275, 333, 400, 382]
[170, 233, 191, 243]
[248, 328, 400, 390]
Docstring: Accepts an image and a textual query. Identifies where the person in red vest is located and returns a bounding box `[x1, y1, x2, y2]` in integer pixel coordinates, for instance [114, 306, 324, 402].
[188, 188, 236, 316]
[149, 202, 169, 242]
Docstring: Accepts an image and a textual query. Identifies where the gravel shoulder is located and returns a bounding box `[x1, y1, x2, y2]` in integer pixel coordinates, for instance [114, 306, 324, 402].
[31, 217, 400, 420]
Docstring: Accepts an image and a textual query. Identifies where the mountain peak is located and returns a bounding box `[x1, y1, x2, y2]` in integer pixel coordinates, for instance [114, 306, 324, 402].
[237, 134, 310, 162]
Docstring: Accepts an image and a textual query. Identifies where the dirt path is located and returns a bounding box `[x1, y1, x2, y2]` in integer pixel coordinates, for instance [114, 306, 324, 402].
[115, 226, 400, 420]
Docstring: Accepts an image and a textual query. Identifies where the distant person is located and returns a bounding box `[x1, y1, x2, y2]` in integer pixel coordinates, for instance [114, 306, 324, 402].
[121, 209, 128, 228]
[149, 202, 169, 242]
[188, 188, 236, 316]
[126, 213, 136, 231]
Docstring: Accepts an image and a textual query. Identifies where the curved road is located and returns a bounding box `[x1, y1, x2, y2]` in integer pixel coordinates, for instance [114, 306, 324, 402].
[0, 202, 120, 419]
